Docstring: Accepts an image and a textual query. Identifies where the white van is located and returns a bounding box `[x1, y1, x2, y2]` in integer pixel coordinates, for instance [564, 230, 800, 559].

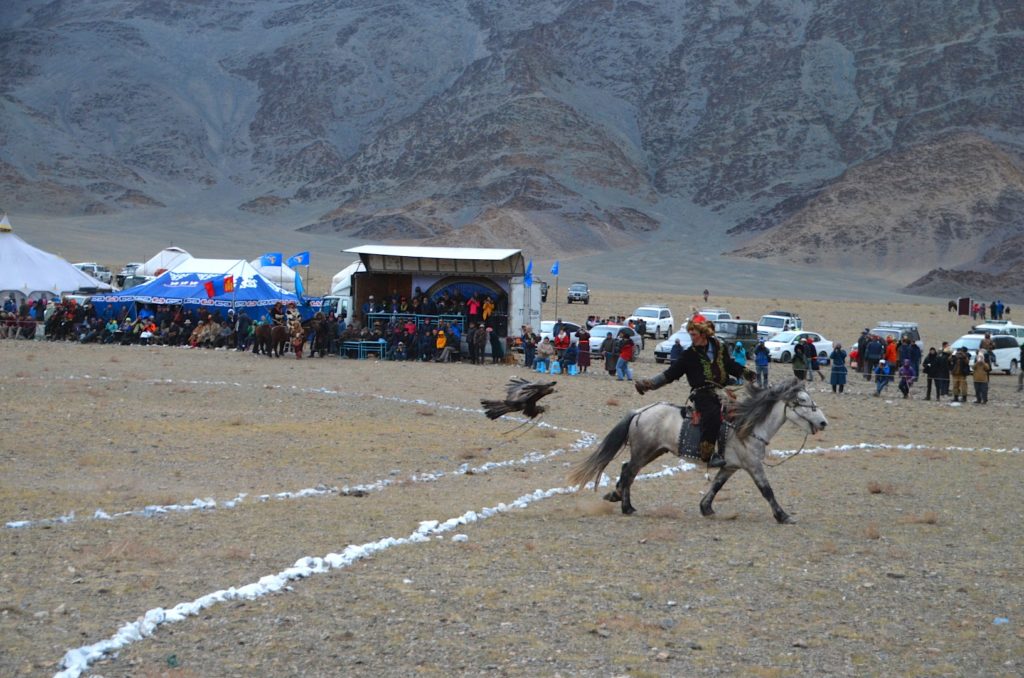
[950, 333, 1020, 375]
[972, 320, 1024, 341]
[73, 262, 113, 284]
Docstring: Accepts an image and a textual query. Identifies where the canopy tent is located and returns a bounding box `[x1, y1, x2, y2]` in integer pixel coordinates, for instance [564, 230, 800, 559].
[137, 246, 192, 277]
[90, 258, 304, 321]
[249, 259, 298, 294]
[0, 215, 113, 302]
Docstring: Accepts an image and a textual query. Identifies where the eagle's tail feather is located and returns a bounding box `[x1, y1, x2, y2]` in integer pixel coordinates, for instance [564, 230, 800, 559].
[481, 399, 512, 419]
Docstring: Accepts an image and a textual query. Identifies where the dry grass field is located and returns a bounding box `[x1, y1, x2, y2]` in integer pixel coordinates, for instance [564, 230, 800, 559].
[2, 291, 1022, 677]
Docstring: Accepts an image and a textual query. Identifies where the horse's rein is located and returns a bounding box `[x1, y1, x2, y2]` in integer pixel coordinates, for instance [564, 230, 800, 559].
[764, 397, 816, 468]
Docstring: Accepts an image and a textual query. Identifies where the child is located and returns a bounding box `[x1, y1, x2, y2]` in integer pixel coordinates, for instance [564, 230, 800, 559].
[874, 360, 891, 397]
[897, 359, 916, 399]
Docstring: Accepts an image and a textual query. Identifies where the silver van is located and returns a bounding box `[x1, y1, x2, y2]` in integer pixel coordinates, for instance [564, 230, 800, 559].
[972, 321, 1024, 341]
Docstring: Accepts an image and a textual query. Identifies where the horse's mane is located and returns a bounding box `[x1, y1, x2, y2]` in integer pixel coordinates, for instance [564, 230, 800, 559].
[731, 377, 804, 440]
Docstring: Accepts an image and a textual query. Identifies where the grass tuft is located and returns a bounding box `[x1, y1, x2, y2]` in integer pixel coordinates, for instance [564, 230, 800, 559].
[864, 522, 881, 540]
[867, 481, 896, 494]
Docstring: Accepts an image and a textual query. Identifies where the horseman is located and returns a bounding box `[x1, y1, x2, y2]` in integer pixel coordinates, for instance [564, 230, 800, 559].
[270, 301, 286, 326]
[634, 316, 754, 468]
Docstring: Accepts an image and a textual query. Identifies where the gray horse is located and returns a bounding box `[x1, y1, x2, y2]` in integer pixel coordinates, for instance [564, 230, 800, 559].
[568, 378, 828, 523]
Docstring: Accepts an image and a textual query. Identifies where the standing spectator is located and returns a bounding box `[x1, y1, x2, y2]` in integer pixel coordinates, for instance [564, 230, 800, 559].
[873, 360, 892, 397]
[521, 325, 537, 368]
[753, 340, 771, 387]
[884, 336, 898, 371]
[1017, 342, 1023, 392]
[950, 347, 971, 402]
[732, 342, 748, 383]
[856, 329, 870, 377]
[466, 294, 481, 326]
[575, 327, 591, 374]
[553, 327, 571, 361]
[922, 348, 939, 400]
[702, 288, 709, 302]
[791, 339, 807, 382]
[863, 335, 884, 380]
[471, 324, 487, 365]
[615, 330, 635, 381]
[934, 347, 952, 399]
[805, 337, 824, 381]
[829, 344, 848, 393]
[897, 359, 916, 399]
[979, 332, 996, 366]
[487, 326, 504, 364]
[972, 351, 991, 404]
[898, 336, 922, 379]
[600, 332, 616, 376]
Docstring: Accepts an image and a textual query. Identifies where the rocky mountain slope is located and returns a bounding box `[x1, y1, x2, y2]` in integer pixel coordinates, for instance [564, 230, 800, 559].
[1, 0, 1022, 293]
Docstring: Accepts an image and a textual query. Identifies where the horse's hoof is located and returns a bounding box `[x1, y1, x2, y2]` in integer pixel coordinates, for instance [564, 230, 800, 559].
[602, 491, 621, 503]
[700, 506, 715, 517]
[777, 514, 795, 524]
[622, 506, 636, 515]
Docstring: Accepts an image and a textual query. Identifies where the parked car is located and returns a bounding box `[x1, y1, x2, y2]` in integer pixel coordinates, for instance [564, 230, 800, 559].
[972, 320, 1024, 341]
[757, 312, 802, 341]
[697, 308, 732, 322]
[654, 329, 693, 363]
[538, 320, 582, 344]
[627, 305, 674, 339]
[764, 331, 834, 363]
[950, 333, 1020, 374]
[714, 319, 758, 352]
[871, 321, 923, 352]
[566, 282, 590, 304]
[116, 262, 143, 288]
[73, 262, 113, 284]
[586, 325, 643, 358]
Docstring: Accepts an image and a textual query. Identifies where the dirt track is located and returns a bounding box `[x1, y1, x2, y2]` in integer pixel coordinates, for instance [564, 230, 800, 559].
[2, 292, 1022, 677]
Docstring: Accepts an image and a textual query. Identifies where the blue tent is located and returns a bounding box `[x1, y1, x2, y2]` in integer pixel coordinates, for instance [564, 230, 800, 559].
[91, 258, 308, 322]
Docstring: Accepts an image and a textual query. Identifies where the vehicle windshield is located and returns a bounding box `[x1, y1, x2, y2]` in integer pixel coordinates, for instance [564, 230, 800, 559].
[951, 336, 982, 350]
[569, 284, 587, 291]
[768, 331, 799, 343]
[591, 325, 627, 337]
[633, 308, 659, 318]
[760, 316, 785, 328]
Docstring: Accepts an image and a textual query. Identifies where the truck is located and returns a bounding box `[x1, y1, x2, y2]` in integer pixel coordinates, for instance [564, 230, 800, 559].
[757, 312, 802, 341]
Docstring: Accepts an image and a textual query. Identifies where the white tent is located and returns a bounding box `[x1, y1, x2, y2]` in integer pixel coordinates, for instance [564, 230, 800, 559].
[0, 215, 113, 302]
[137, 246, 192, 277]
[248, 259, 298, 293]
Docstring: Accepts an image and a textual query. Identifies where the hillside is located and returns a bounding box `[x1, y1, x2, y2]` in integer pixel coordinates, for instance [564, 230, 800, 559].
[1, 0, 1022, 295]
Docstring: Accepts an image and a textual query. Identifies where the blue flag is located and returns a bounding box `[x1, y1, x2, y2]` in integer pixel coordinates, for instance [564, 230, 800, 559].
[524, 260, 533, 287]
[286, 251, 310, 267]
[550, 260, 559, 276]
[294, 269, 305, 298]
[260, 252, 282, 267]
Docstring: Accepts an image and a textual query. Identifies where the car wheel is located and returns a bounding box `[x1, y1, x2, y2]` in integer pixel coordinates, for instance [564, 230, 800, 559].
[584, 299, 589, 305]
[1008, 359, 1019, 376]
[666, 324, 672, 339]
[780, 351, 791, 363]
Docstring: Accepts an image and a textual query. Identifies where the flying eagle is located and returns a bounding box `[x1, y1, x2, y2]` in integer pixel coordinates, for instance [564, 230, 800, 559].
[481, 377, 557, 420]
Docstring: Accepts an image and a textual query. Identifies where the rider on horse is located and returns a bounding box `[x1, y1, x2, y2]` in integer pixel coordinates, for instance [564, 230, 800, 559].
[635, 316, 755, 468]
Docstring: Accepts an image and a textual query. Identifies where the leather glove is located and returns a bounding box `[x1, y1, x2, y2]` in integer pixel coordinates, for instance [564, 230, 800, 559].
[635, 378, 656, 395]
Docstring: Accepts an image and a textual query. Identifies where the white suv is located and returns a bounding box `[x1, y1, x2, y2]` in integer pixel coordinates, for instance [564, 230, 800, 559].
[628, 305, 674, 339]
[950, 333, 1020, 375]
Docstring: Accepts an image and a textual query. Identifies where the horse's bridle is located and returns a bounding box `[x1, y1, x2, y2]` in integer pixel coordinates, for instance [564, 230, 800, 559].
[784, 392, 822, 431]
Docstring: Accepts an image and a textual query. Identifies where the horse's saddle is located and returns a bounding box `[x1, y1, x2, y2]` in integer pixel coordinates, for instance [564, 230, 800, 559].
[674, 405, 732, 460]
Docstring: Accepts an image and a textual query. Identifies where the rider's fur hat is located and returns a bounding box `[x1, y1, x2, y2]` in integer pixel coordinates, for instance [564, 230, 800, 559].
[686, 318, 715, 336]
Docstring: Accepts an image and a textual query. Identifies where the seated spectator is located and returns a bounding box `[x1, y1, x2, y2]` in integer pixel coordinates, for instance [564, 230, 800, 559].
[562, 342, 579, 368]
[535, 336, 555, 371]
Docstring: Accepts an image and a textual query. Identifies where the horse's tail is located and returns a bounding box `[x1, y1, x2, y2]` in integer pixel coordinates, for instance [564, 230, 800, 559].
[568, 411, 635, 490]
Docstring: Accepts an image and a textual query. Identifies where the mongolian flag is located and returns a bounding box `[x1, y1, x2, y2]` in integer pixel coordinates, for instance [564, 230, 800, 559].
[260, 252, 282, 267]
[286, 251, 310, 267]
[203, 280, 216, 298]
[223, 275, 235, 293]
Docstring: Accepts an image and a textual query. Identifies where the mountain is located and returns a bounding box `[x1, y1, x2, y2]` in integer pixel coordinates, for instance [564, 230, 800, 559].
[1, 0, 1022, 294]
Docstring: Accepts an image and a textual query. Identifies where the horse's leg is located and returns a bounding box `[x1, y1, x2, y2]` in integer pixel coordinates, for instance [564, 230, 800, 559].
[699, 467, 737, 517]
[602, 461, 628, 504]
[745, 463, 793, 524]
[617, 459, 640, 514]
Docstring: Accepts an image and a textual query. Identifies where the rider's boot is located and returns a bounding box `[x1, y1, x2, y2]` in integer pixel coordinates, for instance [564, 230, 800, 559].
[700, 440, 726, 468]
